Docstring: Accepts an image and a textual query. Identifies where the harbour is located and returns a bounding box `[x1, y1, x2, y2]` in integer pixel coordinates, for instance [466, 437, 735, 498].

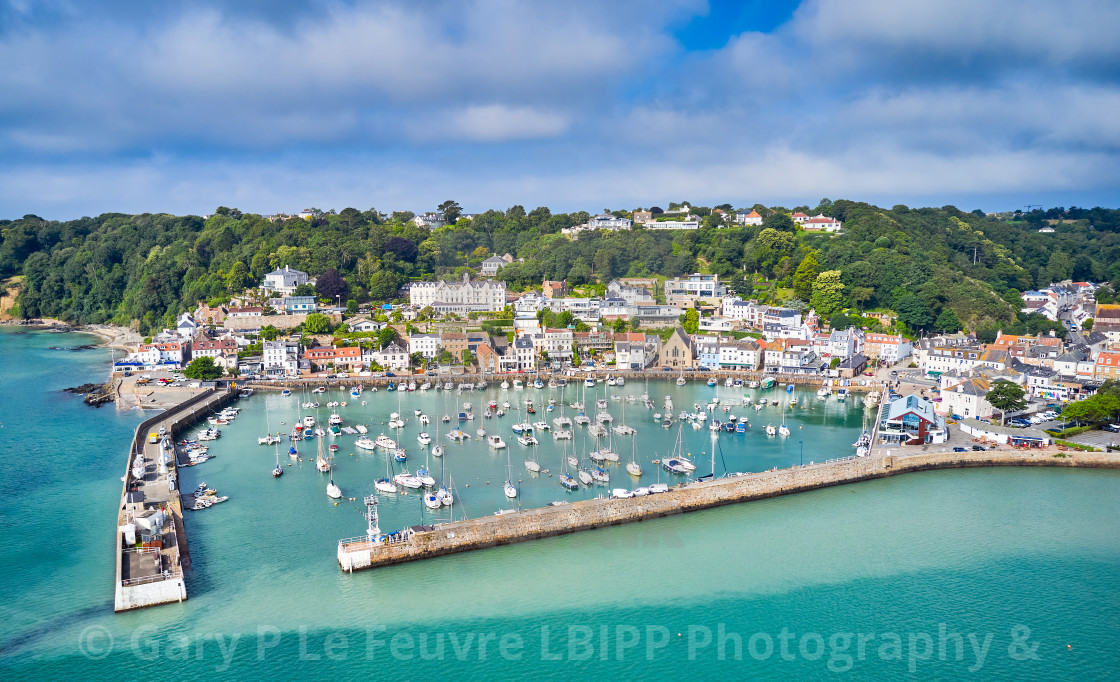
[3, 327, 1119, 678]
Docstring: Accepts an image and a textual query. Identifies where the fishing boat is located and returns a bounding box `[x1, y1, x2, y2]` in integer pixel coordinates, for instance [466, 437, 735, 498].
[836, 388, 849, 400]
[708, 377, 718, 387]
[281, 389, 291, 397]
[760, 377, 775, 389]
[302, 415, 316, 428]
[513, 379, 524, 390]
[818, 385, 831, 398]
[676, 370, 686, 387]
[394, 448, 407, 462]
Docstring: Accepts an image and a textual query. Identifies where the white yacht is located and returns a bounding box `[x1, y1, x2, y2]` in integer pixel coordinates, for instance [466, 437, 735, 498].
[417, 432, 432, 445]
[488, 434, 507, 449]
[355, 437, 376, 450]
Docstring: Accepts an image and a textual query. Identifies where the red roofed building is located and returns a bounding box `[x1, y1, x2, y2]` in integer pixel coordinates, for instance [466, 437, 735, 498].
[802, 214, 842, 232]
[791, 212, 809, 224]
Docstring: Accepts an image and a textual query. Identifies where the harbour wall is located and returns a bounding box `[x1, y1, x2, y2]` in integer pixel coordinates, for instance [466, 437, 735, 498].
[338, 449, 1120, 572]
[253, 371, 878, 392]
[113, 387, 235, 612]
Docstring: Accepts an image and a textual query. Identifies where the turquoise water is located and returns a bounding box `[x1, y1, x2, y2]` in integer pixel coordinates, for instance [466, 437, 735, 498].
[1, 327, 1119, 679]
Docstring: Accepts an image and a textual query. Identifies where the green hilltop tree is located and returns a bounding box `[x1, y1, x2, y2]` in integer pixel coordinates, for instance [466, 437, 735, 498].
[809, 270, 845, 316]
[792, 252, 820, 301]
[985, 380, 1027, 425]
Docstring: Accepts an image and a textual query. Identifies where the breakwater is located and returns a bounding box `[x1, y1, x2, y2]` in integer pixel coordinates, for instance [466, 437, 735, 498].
[338, 449, 1120, 572]
[113, 387, 235, 612]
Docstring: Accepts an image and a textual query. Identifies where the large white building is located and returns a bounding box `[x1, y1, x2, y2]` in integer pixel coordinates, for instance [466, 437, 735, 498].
[261, 266, 309, 295]
[408, 333, 441, 359]
[409, 273, 507, 313]
[263, 340, 299, 376]
[665, 273, 726, 306]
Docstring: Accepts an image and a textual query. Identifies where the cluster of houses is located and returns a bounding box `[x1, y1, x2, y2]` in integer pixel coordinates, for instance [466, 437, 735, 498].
[1019, 280, 1096, 325]
[911, 306, 1120, 419]
[558, 205, 843, 236]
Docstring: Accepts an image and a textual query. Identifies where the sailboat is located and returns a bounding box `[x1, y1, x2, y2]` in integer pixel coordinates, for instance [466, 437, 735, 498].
[577, 433, 593, 485]
[676, 369, 686, 386]
[524, 441, 541, 473]
[503, 448, 518, 499]
[326, 453, 342, 499]
[431, 417, 445, 458]
[660, 422, 696, 475]
[626, 438, 642, 477]
[559, 438, 578, 490]
[375, 451, 397, 493]
[272, 443, 284, 478]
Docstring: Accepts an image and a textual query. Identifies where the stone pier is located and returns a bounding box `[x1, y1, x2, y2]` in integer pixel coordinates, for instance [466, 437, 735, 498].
[113, 387, 236, 612]
[339, 449, 1120, 572]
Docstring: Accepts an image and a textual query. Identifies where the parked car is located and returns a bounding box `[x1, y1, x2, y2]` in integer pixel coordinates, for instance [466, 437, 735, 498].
[1102, 424, 1120, 433]
[952, 447, 968, 452]
[971, 445, 987, 451]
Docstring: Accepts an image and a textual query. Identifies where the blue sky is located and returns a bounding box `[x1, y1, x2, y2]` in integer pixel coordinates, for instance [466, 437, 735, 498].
[1, 0, 1118, 219]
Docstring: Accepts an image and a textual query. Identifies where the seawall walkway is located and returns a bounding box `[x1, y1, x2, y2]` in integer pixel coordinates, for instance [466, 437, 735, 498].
[338, 449, 1120, 572]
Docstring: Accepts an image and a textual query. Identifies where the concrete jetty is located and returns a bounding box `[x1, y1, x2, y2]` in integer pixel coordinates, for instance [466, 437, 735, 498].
[338, 449, 1120, 572]
[113, 387, 235, 612]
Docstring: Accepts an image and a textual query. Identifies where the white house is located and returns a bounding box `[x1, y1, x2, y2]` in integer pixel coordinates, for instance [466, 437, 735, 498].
[175, 313, 198, 339]
[408, 333, 441, 359]
[513, 337, 536, 371]
[480, 255, 506, 276]
[736, 209, 763, 226]
[665, 273, 726, 307]
[369, 342, 410, 370]
[802, 215, 842, 232]
[587, 213, 632, 231]
[719, 340, 761, 370]
[261, 266, 309, 295]
[263, 340, 299, 376]
[347, 317, 381, 333]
